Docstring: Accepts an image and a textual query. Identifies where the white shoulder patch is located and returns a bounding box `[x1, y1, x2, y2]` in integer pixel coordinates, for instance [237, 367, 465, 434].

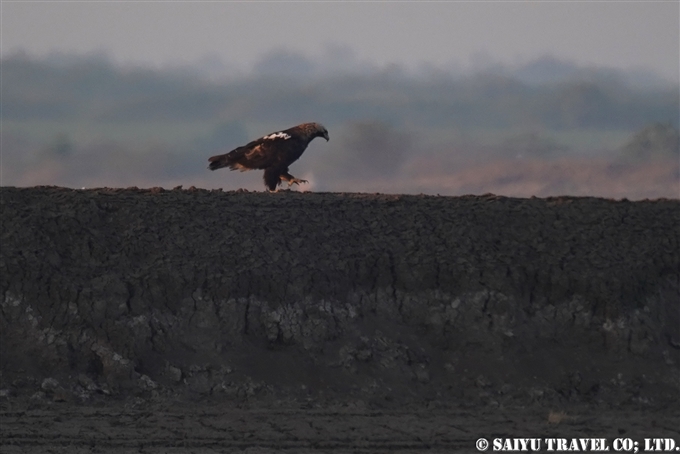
[263, 132, 291, 140]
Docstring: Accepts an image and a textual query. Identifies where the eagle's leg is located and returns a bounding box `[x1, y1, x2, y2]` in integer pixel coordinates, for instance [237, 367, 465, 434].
[280, 172, 308, 187]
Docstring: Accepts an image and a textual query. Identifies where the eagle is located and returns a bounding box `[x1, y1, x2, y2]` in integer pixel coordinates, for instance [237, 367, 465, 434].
[208, 122, 329, 191]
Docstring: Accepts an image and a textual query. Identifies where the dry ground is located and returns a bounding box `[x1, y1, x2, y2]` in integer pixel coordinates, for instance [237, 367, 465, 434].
[1, 187, 678, 452]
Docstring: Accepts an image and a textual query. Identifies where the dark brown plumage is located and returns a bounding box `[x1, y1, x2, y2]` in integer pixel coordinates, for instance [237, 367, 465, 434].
[208, 122, 329, 191]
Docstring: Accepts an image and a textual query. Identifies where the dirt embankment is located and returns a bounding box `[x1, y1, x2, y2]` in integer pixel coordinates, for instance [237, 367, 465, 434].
[0, 186, 678, 410]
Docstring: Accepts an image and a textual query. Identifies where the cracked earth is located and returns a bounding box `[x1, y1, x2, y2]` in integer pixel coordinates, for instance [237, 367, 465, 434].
[1, 187, 678, 452]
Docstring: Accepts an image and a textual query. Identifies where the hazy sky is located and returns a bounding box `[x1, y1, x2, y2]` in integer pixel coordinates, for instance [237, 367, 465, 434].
[2, 1, 679, 81]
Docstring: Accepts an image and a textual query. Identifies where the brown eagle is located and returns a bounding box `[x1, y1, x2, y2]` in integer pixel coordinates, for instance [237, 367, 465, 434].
[208, 122, 329, 191]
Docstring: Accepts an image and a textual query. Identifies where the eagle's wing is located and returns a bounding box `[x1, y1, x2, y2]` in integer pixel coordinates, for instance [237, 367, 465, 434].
[225, 142, 275, 170]
[212, 132, 303, 171]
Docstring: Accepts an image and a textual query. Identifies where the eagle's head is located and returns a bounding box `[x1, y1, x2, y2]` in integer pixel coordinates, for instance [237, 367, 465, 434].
[301, 122, 329, 142]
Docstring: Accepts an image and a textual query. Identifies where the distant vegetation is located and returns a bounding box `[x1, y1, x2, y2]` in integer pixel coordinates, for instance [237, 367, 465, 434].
[622, 123, 680, 160]
[4, 54, 677, 129]
[2, 53, 678, 198]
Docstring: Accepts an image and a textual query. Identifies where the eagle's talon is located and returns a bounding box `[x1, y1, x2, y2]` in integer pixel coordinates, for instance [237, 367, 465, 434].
[288, 178, 308, 186]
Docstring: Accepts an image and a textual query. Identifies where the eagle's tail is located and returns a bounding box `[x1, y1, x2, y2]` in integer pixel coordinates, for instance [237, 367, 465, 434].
[208, 153, 230, 171]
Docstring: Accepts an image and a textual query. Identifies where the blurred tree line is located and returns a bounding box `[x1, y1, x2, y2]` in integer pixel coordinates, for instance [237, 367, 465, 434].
[3, 53, 677, 130]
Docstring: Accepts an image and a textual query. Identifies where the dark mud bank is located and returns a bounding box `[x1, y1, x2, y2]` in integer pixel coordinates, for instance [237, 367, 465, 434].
[1, 187, 678, 408]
